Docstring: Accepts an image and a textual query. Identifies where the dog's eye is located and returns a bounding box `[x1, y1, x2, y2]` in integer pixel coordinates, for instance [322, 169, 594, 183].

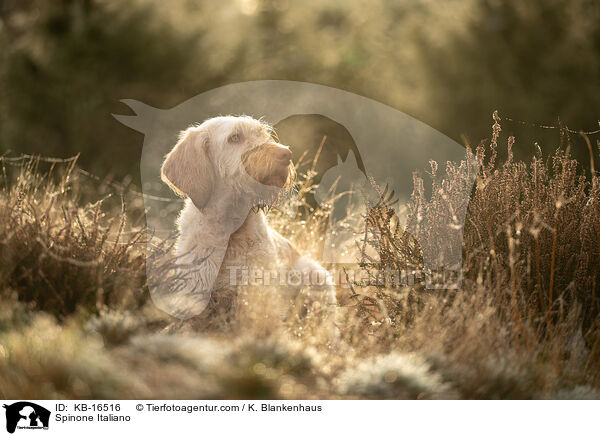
[228, 133, 242, 143]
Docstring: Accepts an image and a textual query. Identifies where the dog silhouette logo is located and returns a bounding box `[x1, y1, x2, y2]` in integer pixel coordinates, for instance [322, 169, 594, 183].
[2, 402, 50, 434]
[114, 80, 479, 318]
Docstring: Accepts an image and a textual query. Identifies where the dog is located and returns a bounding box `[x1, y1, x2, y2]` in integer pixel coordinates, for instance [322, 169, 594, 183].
[161, 116, 337, 336]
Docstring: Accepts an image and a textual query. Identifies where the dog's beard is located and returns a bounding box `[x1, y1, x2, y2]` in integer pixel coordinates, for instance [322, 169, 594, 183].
[263, 164, 293, 188]
[243, 161, 292, 188]
[240, 144, 295, 212]
[242, 146, 294, 185]
[243, 164, 295, 212]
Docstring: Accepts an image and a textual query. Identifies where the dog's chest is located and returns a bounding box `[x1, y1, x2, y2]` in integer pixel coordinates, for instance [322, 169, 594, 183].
[215, 212, 284, 288]
[224, 232, 278, 268]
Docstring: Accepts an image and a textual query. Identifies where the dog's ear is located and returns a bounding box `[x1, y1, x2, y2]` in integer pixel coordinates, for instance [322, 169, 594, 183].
[161, 127, 215, 210]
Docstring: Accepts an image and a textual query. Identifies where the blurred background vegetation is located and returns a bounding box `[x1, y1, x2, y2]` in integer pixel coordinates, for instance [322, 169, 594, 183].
[0, 0, 599, 181]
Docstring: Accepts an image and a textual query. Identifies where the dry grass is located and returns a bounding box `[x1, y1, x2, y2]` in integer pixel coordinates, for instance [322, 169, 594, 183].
[0, 157, 149, 319]
[1, 120, 599, 399]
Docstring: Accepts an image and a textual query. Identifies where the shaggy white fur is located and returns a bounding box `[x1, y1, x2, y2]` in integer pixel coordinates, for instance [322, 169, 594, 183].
[161, 116, 337, 336]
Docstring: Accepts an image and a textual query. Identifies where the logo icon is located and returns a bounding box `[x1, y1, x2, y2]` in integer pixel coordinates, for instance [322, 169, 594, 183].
[2, 402, 50, 434]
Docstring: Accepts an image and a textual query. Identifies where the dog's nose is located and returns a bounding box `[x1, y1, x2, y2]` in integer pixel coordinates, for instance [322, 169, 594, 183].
[273, 145, 292, 162]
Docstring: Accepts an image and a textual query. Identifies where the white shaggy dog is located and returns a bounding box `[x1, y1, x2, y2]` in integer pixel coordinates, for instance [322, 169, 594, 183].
[161, 116, 336, 335]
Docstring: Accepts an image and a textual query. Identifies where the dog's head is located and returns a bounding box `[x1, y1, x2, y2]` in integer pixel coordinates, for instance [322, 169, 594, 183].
[161, 116, 295, 210]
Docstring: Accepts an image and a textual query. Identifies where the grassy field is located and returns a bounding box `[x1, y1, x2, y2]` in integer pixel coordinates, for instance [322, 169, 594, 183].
[1, 119, 599, 399]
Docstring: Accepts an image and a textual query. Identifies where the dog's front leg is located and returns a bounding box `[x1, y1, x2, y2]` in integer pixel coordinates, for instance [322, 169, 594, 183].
[170, 221, 232, 318]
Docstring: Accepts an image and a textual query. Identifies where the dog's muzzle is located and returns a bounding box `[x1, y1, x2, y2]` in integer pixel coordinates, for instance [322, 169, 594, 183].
[242, 142, 293, 188]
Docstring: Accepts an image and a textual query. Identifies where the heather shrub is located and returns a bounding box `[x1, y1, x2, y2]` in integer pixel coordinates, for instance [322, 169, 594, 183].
[0, 156, 150, 319]
[357, 115, 600, 335]
[345, 116, 600, 394]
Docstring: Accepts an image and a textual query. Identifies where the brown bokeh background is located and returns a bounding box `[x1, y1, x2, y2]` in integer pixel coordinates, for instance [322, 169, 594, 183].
[1, 0, 599, 181]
